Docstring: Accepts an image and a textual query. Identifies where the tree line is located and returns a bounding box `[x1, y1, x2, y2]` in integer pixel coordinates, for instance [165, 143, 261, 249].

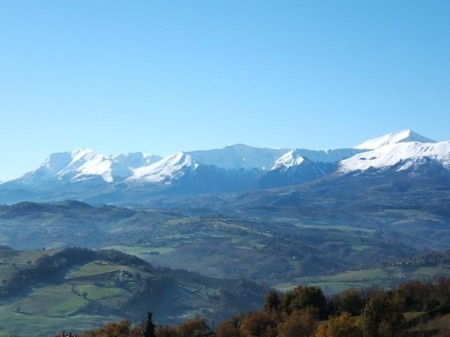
[79, 277, 450, 337]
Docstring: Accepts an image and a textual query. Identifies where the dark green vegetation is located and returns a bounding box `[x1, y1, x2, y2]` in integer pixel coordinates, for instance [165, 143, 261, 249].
[79, 278, 450, 337]
[0, 247, 267, 337]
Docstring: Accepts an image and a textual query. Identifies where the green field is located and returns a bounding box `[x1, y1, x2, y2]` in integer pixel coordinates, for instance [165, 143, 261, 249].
[0, 247, 267, 337]
[277, 263, 450, 294]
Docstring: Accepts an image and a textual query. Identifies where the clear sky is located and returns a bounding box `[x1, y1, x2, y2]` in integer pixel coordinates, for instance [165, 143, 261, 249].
[1, 1, 449, 181]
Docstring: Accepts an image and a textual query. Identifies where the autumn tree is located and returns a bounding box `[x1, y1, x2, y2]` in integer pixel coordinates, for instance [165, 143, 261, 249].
[156, 326, 179, 337]
[277, 309, 317, 337]
[239, 311, 276, 337]
[331, 288, 365, 316]
[82, 320, 131, 337]
[362, 292, 404, 337]
[394, 279, 444, 312]
[176, 316, 210, 337]
[281, 286, 327, 318]
[437, 277, 450, 307]
[217, 316, 242, 337]
[264, 289, 281, 313]
[314, 312, 362, 337]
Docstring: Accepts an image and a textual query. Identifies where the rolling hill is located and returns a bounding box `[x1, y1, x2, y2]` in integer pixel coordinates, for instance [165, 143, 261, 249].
[0, 246, 267, 337]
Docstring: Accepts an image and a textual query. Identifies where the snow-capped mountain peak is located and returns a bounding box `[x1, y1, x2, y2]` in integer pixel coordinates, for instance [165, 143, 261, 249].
[15, 149, 162, 185]
[355, 130, 435, 150]
[272, 150, 305, 170]
[340, 141, 450, 173]
[128, 152, 199, 184]
[3, 130, 448, 200]
[54, 148, 113, 182]
[271, 148, 361, 171]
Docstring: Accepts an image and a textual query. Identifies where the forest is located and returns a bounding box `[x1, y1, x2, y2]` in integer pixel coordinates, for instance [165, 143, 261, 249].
[75, 278, 450, 337]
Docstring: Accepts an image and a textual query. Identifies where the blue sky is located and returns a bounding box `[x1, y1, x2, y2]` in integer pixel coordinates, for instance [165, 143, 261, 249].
[1, 1, 449, 181]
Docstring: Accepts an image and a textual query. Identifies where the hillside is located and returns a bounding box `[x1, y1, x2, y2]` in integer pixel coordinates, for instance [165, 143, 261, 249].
[0, 247, 267, 337]
[0, 201, 421, 285]
[288, 249, 450, 294]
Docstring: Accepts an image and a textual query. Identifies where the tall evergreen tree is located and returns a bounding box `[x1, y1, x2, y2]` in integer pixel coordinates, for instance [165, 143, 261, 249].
[144, 311, 156, 337]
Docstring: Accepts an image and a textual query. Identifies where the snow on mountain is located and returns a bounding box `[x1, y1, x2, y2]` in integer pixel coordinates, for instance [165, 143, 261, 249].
[272, 148, 361, 170]
[188, 144, 286, 171]
[55, 149, 163, 183]
[272, 150, 306, 170]
[110, 152, 162, 178]
[56, 149, 115, 182]
[14, 149, 111, 184]
[339, 141, 450, 173]
[188, 144, 357, 173]
[127, 152, 198, 184]
[355, 129, 435, 150]
[14, 150, 162, 185]
[3, 130, 448, 193]
[258, 151, 334, 188]
[256, 148, 360, 188]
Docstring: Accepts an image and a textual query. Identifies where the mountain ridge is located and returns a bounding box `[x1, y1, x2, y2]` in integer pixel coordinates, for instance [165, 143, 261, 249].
[1, 130, 448, 205]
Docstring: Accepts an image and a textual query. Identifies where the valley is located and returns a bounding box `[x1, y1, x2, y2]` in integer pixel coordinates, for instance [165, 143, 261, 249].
[0, 199, 434, 285]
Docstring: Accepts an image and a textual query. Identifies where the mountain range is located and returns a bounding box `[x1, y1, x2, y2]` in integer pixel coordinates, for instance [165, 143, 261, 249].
[1, 130, 450, 336]
[1, 129, 449, 205]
